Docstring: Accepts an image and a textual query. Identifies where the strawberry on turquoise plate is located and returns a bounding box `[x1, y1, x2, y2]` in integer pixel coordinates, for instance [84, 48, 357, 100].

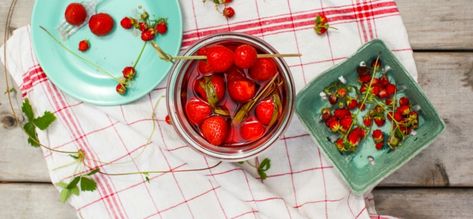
[31, 0, 183, 105]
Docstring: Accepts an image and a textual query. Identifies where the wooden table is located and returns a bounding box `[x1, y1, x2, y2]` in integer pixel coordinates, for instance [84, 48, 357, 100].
[1, 0, 472, 218]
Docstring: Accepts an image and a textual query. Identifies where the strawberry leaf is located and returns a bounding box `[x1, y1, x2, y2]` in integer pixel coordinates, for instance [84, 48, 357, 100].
[33, 111, 56, 130]
[257, 158, 271, 181]
[23, 122, 40, 147]
[66, 176, 81, 190]
[59, 188, 73, 203]
[21, 98, 34, 121]
[80, 177, 97, 192]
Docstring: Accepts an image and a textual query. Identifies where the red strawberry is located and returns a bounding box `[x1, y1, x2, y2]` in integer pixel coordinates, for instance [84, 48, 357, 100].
[397, 105, 410, 116]
[314, 14, 330, 35]
[375, 142, 384, 150]
[122, 66, 136, 79]
[347, 129, 362, 146]
[320, 108, 331, 121]
[256, 95, 281, 126]
[378, 89, 388, 99]
[334, 108, 351, 119]
[116, 83, 127, 95]
[360, 83, 368, 93]
[120, 17, 135, 29]
[374, 116, 385, 127]
[224, 0, 233, 3]
[379, 75, 389, 86]
[141, 28, 156, 41]
[249, 58, 278, 81]
[200, 116, 229, 146]
[155, 19, 168, 34]
[359, 73, 371, 83]
[223, 7, 235, 18]
[89, 13, 114, 36]
[328, 94, 338, 105]
[198, 61, 213, 75]
[363, 115, 372, 127]
[399, 97, 410, 106]
[194, 75, 226, 105]
[165, 115, 172, 125]
[234, 44, 257, 69]
[339, 115, 353, 133]
[325, 117, 340, 133]
[337, 87, 347, 98]
[372, 129, 384, 144]
[78, 40, 90, 52]
[227, 71, 256, 102]
[385, 83, 396, 96]
[65, 3, 87, 26]
[335, 138, 345, 151]
[371, 84, 381, 96]
[385, 98, 393, 106]
[353, 127, 366, 138]
[357, 66, 370, 76]
[240, 119, 265, 141]
[139, 22, 148, 31]
[347, 98, 357, 110]
[185, 98, 212, 125]
[393, 111, 403, 122]
[207, 45, 234, 73]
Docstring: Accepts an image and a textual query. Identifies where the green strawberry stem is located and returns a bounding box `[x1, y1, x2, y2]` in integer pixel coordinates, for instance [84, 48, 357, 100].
[23, 128, 79, 154]
[133, 42, 147, 69]
[343, 55, 381, 140]
[39, 26, 120, 82]
[83, 161, 223, 176]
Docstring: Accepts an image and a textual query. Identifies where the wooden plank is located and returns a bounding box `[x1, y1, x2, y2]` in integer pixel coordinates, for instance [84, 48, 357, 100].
[396, 0, 473, 50]
[379, 52, 473, 187]
[1, 183, 472, 219]
[0, 183, 76, 219]
[373, 188, 473, 219]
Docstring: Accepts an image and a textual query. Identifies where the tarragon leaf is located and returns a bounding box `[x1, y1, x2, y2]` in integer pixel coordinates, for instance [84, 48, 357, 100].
[33, 111, 56, 130]
[56, 182, 68, 189]
[80, 177, 97, 192]
[70, 186, 80, 196]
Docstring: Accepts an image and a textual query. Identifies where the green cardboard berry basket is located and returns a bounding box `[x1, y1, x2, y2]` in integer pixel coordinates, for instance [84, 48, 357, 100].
[295, 39, 445, 195]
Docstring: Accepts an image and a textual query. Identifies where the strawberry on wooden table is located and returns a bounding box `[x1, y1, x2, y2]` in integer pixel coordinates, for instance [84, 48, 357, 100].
[89, 13, 114, 36]
[200, 116, 229, 146]
[185, 98, 212, 125]
[65, 3, 87, 26]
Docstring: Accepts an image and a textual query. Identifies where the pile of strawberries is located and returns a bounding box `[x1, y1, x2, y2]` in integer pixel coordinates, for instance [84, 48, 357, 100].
[184, 43, 283, 146]
[120, 11, 168, 41]
[321, 58, 420, 153]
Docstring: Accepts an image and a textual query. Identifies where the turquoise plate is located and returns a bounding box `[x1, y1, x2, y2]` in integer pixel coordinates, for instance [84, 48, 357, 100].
[296, 40, 445, 195]
[31, 0, 182, 105]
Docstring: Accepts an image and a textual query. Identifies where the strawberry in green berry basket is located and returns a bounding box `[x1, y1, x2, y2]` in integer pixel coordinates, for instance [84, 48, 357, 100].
[320, 56, 421, 153]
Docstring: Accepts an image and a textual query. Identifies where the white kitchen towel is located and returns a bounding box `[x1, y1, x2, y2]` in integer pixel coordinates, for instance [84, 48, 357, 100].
[2, 0, 416, 218]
